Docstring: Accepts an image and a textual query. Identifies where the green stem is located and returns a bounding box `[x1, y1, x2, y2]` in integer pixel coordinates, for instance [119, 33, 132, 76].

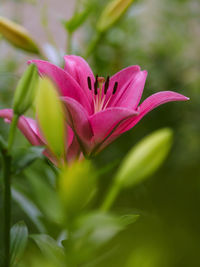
[7, 114, 19, 152]
[2, 114, 19, 267]
[3, 153, 12, 267]
[85, 32, 102, 59]
[65, 0, 80, 55]
[67, 31, 73, 54]
[100, 182, 121, 212]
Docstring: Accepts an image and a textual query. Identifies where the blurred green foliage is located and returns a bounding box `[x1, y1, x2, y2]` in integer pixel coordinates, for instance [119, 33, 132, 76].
[0, 0, 200, 266]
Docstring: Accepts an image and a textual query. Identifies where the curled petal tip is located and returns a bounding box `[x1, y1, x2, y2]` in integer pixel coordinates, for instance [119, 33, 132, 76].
[27, 59, 36, 65]
[4, 118, 11, 123]
[140, 70, 148, 81]
[133, 65, 141, 71]
[176, 93, 190, 101]
[143, 70, 148, 76]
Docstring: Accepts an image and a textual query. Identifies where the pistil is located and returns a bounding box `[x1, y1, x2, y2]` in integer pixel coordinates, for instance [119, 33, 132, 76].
[97, 77, 105, 111]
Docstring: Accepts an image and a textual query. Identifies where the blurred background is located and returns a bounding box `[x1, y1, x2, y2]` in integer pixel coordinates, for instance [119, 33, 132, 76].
[0, 0, 200, 266]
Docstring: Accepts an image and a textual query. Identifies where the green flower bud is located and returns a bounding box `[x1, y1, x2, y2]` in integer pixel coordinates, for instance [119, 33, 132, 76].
[36, 77, 66, 159]
[0, 16, 40, 54]
[97, 0, 134, 32]
[116, 128, 173, 188]
[13, 64, 38, 116]
[59, 160, 96, 218]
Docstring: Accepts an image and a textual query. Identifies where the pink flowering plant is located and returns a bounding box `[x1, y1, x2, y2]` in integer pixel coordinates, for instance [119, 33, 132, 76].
[0, 1, 190, 266]
[0, 56, 188, 163]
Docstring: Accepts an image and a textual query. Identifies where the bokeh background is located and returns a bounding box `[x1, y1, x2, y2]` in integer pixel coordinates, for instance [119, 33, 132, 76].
[0, 0, 200, 266]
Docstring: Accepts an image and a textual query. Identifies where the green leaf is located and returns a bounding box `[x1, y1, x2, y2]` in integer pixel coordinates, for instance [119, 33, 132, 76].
[10, 221, 28, 266]
[12, 187, 46, 233]
[31, 234, 65, 266]
[116, 128, 173, 188]
[27, 172, 63, 223]
[120, 214, 139, 226]
[63, 8, 91, 33]
[0, 134, 7, 152]
[63, 211, 133, 264]
[72, 212, 127, 252]
[12, 146, 44, 175]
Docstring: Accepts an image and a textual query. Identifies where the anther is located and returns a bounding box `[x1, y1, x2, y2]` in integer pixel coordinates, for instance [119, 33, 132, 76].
[104, 76, 110, 94]
[112, 82, 118, 94]
[94, 75, 98, 95]
[87, 76, 92, 90]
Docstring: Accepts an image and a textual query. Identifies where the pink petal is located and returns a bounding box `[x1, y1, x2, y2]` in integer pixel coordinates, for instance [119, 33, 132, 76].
[105, 65, 141, 107]
[0, 109, 41, 145]
[64, 55, 95, 104]
[114, 70, 148, 109]
[43, 149, 58, 165]
[95, 91, 189, 153]
[89, 107, 138, 147]
[28, 59, 92, 114]
[67, 125, 74, 148]
[62, 97, 93, 154]
[67, 136, 81, 162]
[118, 91, 189, 133]
[64, 125, 76, 161]
[23, 117, 38, 135]
[36, 123, 74, 149]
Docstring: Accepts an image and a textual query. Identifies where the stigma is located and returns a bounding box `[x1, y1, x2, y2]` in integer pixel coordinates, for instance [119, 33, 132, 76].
[87, 75, 118, 113]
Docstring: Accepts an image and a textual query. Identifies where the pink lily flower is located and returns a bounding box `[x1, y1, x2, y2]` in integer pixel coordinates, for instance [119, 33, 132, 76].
[31, 55, 189, 157]
[0, 55, 189, 160]
[0, 109, 81, 163]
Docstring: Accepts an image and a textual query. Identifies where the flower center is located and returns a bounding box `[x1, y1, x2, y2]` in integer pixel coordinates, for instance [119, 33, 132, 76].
[87, 75, 118, 113]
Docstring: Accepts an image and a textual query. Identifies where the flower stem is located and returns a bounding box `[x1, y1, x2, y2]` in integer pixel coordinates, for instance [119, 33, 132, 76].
[2, 114, 19, 267]
[85, 32, 102, 59]
[3, 153, 12, 267]
[100, 182, 121, 212]
[7, 114, 19, 151]
[66, 31, 73, 54]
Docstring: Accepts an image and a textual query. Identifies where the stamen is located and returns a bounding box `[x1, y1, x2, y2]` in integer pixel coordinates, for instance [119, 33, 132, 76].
[94, 75, 98, 95]
[112, 82, 118, 94]
[87, 73, 119, 113]
[97, 77, 105, 110]
[87, 76, 92, 90]
[104, 76, 110, 94]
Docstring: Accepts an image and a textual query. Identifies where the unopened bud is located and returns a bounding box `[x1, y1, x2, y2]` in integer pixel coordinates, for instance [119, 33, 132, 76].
[97, 0, 134, 32]
[116, 128, 173, 188]
[0, 16, 40, 54]
[13, 64, 38, 116]
[59, 161, 96, 218]
[36, 77, 66, 159]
